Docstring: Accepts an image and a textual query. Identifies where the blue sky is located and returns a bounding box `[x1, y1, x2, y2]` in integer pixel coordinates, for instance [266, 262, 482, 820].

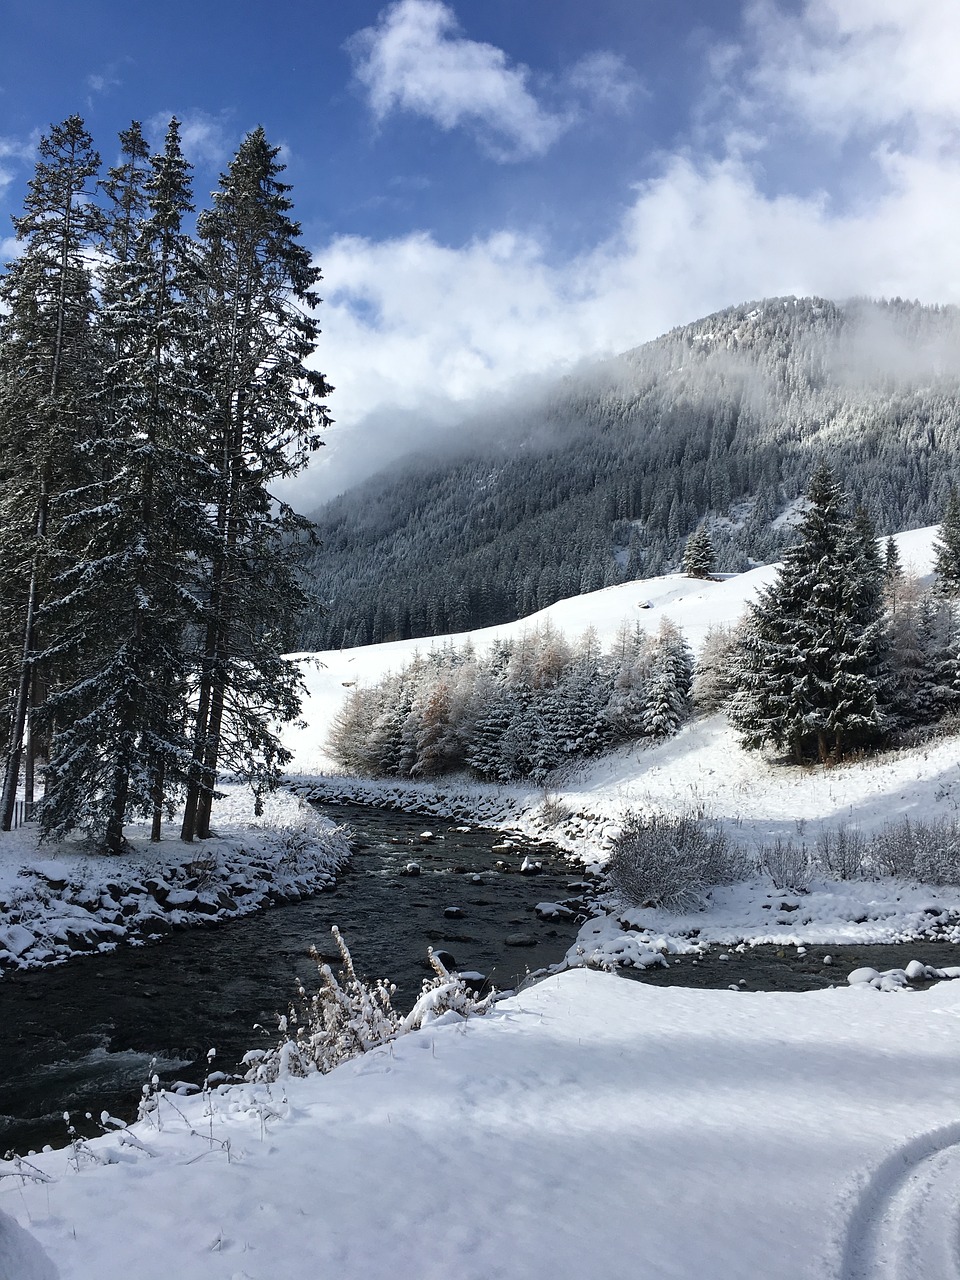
[1, 1, 958, 500]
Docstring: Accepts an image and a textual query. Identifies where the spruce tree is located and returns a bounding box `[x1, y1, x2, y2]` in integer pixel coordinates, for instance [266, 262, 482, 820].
[38, 120, 211, 851]
[883, 535, 904, 616]
[731, 464, 889, 763]
[681, 524, 715, 579]
[934, 488, 960, 596]
[0, 116, 103, 830]
[642, 619, 693, 738]
[180, 128, 332, 840]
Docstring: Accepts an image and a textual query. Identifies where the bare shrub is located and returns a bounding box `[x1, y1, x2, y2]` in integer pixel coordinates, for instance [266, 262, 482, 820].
[759, 837, 812, 892]
[813, 825, 867, 880]
[869, 820, 921, 878]
[538, 790, 572, 828]
[245, 927, 494, 1082]
[784, 816, 960, 886]
[607, 811, 749, 911]
[910, 817, 960, 885]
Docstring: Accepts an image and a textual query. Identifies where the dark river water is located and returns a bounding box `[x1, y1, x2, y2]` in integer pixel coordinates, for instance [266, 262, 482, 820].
[0, 804, 588, 1155]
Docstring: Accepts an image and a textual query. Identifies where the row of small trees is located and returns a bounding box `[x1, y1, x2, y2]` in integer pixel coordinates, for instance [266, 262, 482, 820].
[0, 116, 330, 850]
[328, 620, 694, 783]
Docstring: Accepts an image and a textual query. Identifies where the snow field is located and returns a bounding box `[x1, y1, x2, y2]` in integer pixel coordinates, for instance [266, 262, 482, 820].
[8, 968, 960, 1280]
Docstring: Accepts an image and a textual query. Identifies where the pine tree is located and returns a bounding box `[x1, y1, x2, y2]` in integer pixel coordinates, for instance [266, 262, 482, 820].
[914, 595, 960, 723]
[642, 619, 693, 737]
[180, 128, 332, 840]
[934, 488, 960, 596]
[883, 535, 904, 616]
[38, 119, 211, 850]
[681, 524, 715, 578]
[0, 116, 103, 830]
[731, 464, 889, 763]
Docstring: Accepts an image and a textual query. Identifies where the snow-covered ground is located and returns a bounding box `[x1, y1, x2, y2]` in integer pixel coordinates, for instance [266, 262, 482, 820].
[8, 967, 960, 1280]
[7, 523, 960, 1278]
[0, 788, 350, 972]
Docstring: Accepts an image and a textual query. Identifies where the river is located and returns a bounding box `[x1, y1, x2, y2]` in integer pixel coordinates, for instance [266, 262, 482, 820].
[0, 803, 587, 1155]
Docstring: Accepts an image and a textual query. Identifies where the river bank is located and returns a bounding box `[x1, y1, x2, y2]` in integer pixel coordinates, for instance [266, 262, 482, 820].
[0, 789, 350, 973]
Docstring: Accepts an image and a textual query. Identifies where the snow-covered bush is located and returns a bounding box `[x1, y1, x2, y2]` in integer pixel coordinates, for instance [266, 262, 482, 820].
[911, 818, 960, 884]
[758, 837, 812, 892]
[607, 811, 749, 911]
[814, 825, 867, 880]
[245, 927, 494, 1082]
[867, 815, 960, 884]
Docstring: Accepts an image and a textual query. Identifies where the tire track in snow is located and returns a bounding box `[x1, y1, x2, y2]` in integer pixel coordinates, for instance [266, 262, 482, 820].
[840, 1123, 960, 1280]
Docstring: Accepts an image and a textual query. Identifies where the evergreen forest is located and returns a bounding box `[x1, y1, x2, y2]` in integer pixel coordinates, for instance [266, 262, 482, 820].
[0, 115, 330, 852]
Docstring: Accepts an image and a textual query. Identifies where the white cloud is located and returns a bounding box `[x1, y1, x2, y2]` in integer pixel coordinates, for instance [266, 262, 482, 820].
[312, 148, 960, 458]
[347, 0, 636, 161]
[566, 52, 643, 115]
[743, 0, 960, 151]
[0, 134, 38, 164]
[0, 133, 39, 206]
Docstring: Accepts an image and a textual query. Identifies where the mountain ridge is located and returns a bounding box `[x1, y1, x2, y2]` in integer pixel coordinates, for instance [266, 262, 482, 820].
[298, 295, 960, 649]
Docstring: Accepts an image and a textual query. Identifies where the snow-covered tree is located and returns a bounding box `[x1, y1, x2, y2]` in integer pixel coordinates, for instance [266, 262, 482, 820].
[692, 625, 738, 713]
[0, 116, 104, 830]
[731, 464, 889, 763]
[681, 523, 715, 578]
[604, 624, 652, 740]
[934, 488, 960, 597]
[642, 619, 693, 738]
[180, 128, 332, 840]
[883, 535, 903, 615]
[38, 119, 211, 850]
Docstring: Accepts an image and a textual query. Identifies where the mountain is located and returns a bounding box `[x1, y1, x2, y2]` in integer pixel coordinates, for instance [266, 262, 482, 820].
[298, 296, 960, 650]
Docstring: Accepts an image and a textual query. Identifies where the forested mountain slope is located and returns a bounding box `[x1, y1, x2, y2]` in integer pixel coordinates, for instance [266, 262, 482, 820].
[299, 296, 960, 649]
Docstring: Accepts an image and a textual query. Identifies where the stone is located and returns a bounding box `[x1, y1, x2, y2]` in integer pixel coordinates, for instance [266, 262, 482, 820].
[504, 933, 538, 947]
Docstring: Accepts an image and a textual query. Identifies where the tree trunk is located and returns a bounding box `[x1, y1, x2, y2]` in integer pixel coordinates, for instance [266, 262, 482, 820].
[0, 499, 44, 830]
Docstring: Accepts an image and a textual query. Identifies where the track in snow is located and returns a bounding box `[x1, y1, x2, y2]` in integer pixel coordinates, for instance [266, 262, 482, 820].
[840, 1123, 960, 1280]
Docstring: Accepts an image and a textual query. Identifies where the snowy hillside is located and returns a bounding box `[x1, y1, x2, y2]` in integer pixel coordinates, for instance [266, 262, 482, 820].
[286, 525, 942, 842]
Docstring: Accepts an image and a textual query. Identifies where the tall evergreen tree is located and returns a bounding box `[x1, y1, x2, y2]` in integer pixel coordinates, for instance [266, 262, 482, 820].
[642, 619, 693, 738]
[883, 535, 904, 617]
[0, 116, 103, 830]
[933, 488, 960, 596]
[731, 464, 889, 763]
[38, 119, 211, 851]
[180, 128, 332, 841]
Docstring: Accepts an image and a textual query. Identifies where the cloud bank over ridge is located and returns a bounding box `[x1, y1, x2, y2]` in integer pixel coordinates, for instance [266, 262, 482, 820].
[296, 1, 960, 500]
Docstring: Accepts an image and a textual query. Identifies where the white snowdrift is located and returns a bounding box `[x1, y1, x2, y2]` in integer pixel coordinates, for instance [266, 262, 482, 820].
[8, 967, 960, 1280]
